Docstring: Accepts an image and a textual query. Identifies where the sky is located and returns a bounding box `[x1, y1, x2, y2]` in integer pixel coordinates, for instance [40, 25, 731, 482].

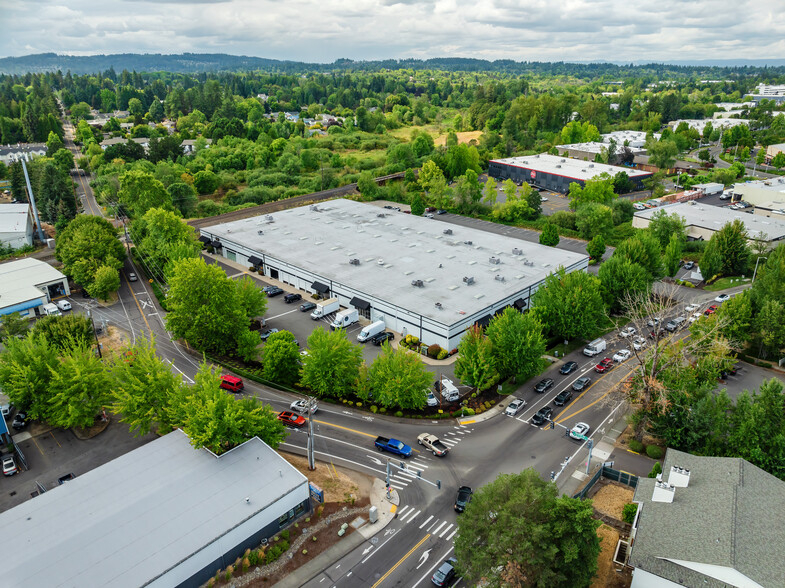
[3, 0, 785, 63]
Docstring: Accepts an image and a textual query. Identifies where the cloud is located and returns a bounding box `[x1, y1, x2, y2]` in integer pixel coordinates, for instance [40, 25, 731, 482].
[1, 0, 781, 63]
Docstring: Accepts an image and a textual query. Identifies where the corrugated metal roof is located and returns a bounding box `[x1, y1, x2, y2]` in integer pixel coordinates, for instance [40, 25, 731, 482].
[0, 258, 66, 309]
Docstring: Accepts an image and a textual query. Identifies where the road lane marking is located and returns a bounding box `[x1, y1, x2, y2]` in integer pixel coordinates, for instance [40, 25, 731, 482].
[419, 515, 433, 529]
[361, 528, 399, 564]
[402, 509, 421, 523]
[438, 523, 453, 538]
[411, 546, 453, 588]
[445, 529, 457, 541]
[313, 420, 378, 439]
[432, 521, 447, 535]
[397, 505, 410, 517]
[371, 534, 431, 588]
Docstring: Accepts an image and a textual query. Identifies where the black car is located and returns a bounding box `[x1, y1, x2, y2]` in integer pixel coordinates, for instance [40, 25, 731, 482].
[260, 328, 279, 341]
[531, 406, 553, 426]
[436, 209, 447, 215]
[455, 486, 472, 512]
[432, 557, 458, 586]
[371, 331, 394, 346]
[264, 286, 284, 297]
[572, 377, 591, 392]
[534, 378, 554, 393]
[283, 293, 302, 303]
[554, 389, 573, 406]
[559, 361, 578, 375]
[299, 301, 317, 312]
[11, 412, 28, 430]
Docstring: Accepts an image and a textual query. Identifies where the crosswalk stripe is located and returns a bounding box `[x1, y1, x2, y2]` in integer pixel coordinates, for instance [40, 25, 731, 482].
[446, 529, 457, 541]
[402, 509, 421, 523]
[397, 505, 410, 517]
[397, 470, 419, 479]
[432, 521, 447, 535]
[390, 482, 405, 490]
[456, 431, 466, 435]
[410, 460, 429, 469]
[439, 523, 453, 538]
[419, 515, 434, 529]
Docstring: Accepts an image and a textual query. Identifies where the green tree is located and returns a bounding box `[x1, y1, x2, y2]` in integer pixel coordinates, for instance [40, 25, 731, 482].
[367, 344, 432, 409]
[539, 223, 560, 247]
[192, 169, 220, 195]
[31, 314, 93, 352]
[586, 234, 606, 261]
[128, 97, 144, 122]
[526, 187, 542, 218]
[482, 176, 498, 206]
[728, 379, 785, 475]
[0, 313, 29, 343]
[568, 175, 615, 210]
[133, 207, 202, 279]
[614, 231, 664, 281]
[663, 233, 684, 277]
[47, 344, 112, 429]
[300, 327, 363, 399]
[55, 215, 125, 292]
[165, 257, 249, 355]
[410, 193, 425, 216]
[0, 334, 59, 420]
[646, 137, 679, 170]
[531, 268, 607, 340]
[700, 238, 723, 280]
[234, 276, 268, 321]
[455, 469, 600, 588]
[755, 299, 785, 358]
[711, 219, 751, 276]
[755, 149, 766, 167]
[118, 169, 172, 217]
[52, 148, 74, 175]
[261, 330, 301, 387]
[356, 171, 377, 199]
[501, 178, 518, 202]
[70, 102, 91, 120]
[598, 255, 652, 311]
[771, 152, 785, 170]
[46, 130, 64, 156]
[648, 209, 687, 249]
[486, 308, 546, 383]
[575, 202, 613, 240]
[91, 265, 121, 300]
[111, 336, 183, 436]
[611, 198, 635, 225]
[716, 290, 753, 346]
[454, 325, 498, 391]
[167, 182, 199, 218]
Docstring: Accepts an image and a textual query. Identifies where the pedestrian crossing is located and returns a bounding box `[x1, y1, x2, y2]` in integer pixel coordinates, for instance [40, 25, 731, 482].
[396, 505, 458, 541]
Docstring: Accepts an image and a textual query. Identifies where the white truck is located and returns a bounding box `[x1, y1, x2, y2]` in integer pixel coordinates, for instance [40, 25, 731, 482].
[330, 308, 359, 330]
[583, 338, 607, 357]
[42, 302, 62, 317]
[435, 378, 460, 402]
[357, 319, 386, 342]
[310, 298, 339, 320]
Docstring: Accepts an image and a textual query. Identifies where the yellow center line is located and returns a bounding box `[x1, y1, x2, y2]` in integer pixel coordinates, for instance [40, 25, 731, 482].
[555, 369, 630, 423]
[124, 274, 153, 333]
[313, 419, 420, 452]
[371, 534, 431, 588]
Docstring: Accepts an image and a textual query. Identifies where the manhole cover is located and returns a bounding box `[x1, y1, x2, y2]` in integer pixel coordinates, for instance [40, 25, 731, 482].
[371, 537, 379, 544]
[531, 455, 536, 459]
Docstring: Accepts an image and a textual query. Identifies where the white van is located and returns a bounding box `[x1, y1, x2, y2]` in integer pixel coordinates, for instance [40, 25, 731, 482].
[43, 302, 62, 317]
[583, 338, 607, 357]
[357, 320, 386, 342]
[436, 378, 460, 402]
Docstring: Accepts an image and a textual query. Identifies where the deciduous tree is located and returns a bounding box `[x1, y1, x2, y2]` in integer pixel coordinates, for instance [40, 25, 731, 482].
[454, 325, 498, 391]
[366, 344, 432, 409]
[586, 234, 606, 261]
[48, 344, 112, 429]
[531, 268, 606, 340]
[575, 202, 613, 240]
[55, 215, 125, 292]
[0, 334, 59, 420]
[568, 175, 615, 210]
[598, 255, 652, 311]
[539, 223, 560, 246]
[648, 209, 687, 249]
[663, 233, 684, 277]
[118, 169, 172, 217]
[300, 327, 363, 399]
[261, 330, 301, 387]
[485, 308, 546, 383]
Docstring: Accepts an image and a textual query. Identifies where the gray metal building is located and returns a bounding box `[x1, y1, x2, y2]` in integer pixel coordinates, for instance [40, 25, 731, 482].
[0, 430, 310, 588]
[0, 257, 70, 318]
[488, 153, 652, 194]
[199, 199, 589, 351]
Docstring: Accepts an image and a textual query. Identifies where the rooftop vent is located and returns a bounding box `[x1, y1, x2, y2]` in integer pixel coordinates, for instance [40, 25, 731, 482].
[463, 276, 475, 285]
[377, 258, 384, 265]
[560, 158, 566, 162]
[411, 279, 424, 287]
[310, 205, 319, 211]
[489, 256, 501, 265]
[523, 260, 534, 267]
[443, 229, 453, 235]
[668, 466, 691, 488]
[265, 215, 274, 223]
[588, 163, 595, 168]
[463, 241, 473, 246]
[349, 258, 360, 266]
[512, 248, 522, 255]
[435, 302, 443, 309]
[377, 213, 386, 218]
[652, 481, 675, 503]
[257, 230, 264, 235]
[495, 275, 506, 282]
[555, 164, 562, 168]
[582, 169, 587, 172]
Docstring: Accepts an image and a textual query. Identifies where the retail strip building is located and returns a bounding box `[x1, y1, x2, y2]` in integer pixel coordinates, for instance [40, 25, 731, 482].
[200, 199, 588, 351]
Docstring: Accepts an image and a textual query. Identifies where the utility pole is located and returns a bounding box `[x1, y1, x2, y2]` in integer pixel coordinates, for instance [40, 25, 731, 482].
[86, 309, 102, 359]
[307, 396, 316, 471]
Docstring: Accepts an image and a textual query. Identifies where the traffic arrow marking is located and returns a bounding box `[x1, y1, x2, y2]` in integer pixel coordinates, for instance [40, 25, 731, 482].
[416, 548, 432, 569]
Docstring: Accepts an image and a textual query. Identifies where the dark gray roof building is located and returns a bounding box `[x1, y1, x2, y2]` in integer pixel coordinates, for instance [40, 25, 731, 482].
[629, 448, 785, 588]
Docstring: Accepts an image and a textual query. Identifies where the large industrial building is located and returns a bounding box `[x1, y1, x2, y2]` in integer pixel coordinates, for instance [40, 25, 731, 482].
[199, 199, 589, 350]
[0, 203, 34, 249]
[0, 257, 70, 318]
[632, 201, 785, 248]
[733, 178, 785, 216]
[488, 153, 652, 194]
[0, 430, 310, 588]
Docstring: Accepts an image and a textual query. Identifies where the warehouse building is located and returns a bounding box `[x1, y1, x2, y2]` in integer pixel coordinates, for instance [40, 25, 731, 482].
[0, 203, 34, 249]
[0, 430, 310, 588]
[734, 178, 785, 210]
[488, 153, 652, 194]
[199, 199, 588, 351]
[0, 257, 70, 318]
[632, 201, 785, 248]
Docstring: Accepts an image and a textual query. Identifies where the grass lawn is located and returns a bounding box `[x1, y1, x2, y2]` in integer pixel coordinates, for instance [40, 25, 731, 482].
[546, 339, 586, 359]
[704, 276, 751, 291]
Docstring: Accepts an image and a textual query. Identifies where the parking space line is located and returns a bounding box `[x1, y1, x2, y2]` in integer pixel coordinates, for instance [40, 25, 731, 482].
[50, 431, 61, 448]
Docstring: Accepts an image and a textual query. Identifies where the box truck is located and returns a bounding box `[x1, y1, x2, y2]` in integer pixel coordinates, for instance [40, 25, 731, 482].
[310, 298, 339, 320]
[330, 308, 359, 330]
[583, 338, 607, 357]
[357, 319, 386, 342]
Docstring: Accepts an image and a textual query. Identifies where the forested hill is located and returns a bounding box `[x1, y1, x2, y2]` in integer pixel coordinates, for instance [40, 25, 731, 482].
[2, 52, 785, 77]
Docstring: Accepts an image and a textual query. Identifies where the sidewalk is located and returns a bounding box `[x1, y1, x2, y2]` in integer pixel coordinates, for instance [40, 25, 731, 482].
[272, 479, 399, 588]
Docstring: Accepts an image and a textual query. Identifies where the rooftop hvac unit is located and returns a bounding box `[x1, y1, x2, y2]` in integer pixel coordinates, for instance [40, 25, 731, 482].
[434, 302, 443, 309]
[512, 248, 522, 255]
[463, 240, 473, 245]
[581, 169, 587, 172]
[257, 230, 264, 235]
[349, 258, 360, 265]
[377, 213, 386, 218]
[588, 163, 595, 168]
[495, 275, 505, 282]
[463, 276, 475, 285]
[411, 279, 424, 287]
[443, 228, 453, 235]
[265, 215, 274, 223]
[489, 256, 500, 265]
[555, 164, 561, 168]
[560, 158, 566, 162]
[310, 205, 319, 211]
[524, 260, 534, 266]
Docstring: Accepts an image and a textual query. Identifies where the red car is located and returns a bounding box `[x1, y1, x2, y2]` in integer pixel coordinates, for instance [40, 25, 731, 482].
[704, 305, 718, 316]
[594, 358, 614, 374]
[278, 411, 306, 428]
[219, 374, 244, 392]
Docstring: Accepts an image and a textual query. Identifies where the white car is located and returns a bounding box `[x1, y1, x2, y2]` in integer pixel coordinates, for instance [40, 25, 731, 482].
[505, 398, 526, 416]
[632, 336, 647, 351]
[685, 303, 699, 313]
[56, 300, 72, 311]
[569, 422, 591, 440]
[290, 399, 317, 414]
[613, 349, 631, 362]
[633, 203, 646, 210]
[715, 294, 730, 303]
[540, 196, 548, 202]
[426, 391, 438, 407]
[689, 311, 702, 323]
[647, 317, 662, 327]
[620, 327, 636, 337]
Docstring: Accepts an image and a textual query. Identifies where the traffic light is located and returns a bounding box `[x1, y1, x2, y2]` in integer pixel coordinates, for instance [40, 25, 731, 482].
[399, 461, 405, 469]
[549, 420, 555, 430]
[437, 480, 441, 490]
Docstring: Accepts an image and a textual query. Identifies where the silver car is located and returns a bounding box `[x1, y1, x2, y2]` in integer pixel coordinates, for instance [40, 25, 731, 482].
[505, 398, 526, 416]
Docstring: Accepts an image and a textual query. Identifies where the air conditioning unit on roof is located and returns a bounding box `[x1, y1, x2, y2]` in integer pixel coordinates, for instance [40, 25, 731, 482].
[463, 276, 475, 285]
[349, 258, 360, 265]
[411, 279, 424, 287]
[443, 229, 453, 235]
[512, 248, 522, 255]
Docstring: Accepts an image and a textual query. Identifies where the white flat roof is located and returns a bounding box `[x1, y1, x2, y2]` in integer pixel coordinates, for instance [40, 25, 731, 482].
[736, 178, 785, 195]
[0, 430, 307, 588]
[634, 202, 785, 241]
[0, 257, 66, 308]
[203, 199, 588, 325]
[491, 153, 651, 181]
[556, 142, 646, 155]
[0, 203, 30, 233]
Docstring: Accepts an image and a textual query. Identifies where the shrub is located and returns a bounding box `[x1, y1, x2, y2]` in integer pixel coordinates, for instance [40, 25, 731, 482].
[225, 565, 234, 581]
[395, 410, 403, 418]
[356, 401, 362, 407]
[281, 530, 290, 541]
[427, 343, 441, 358]
[248, 550, 259, 566]
[628, 439, 645, 453]
[317, 505, 324, 517]
[437, 349, 448, 360]
[242, 557, 250, 572]
[646, 445, 664, 459]
[370, 405, 378, 413]
[380, 407, 386, 413]
[757, 360, 772, 368]
[465, 408, 475, 416]
[648, 461, 663, 479]
[302, 549, 308, 555]
[622, 503, 638, 524]
[312, 535, 318, 542]
[280, 540, 290, 551]
[207, 578, 215, 588]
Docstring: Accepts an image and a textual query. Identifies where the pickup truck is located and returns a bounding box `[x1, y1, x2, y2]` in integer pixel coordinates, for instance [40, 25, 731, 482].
[417, 433, 449, 457]
[374, 436, 413, 458]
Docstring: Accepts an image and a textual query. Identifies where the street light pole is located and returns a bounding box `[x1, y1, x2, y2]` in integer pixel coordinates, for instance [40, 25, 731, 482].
[307, 396, 316, 471]
[752, 256, 768, 284]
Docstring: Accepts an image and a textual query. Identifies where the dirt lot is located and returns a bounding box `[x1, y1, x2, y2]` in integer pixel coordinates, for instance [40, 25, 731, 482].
[592, 524, 631, 588]
[280, 452, 371, 504]
[591, 482, 635, 520]
[433, 130, 483, 146]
